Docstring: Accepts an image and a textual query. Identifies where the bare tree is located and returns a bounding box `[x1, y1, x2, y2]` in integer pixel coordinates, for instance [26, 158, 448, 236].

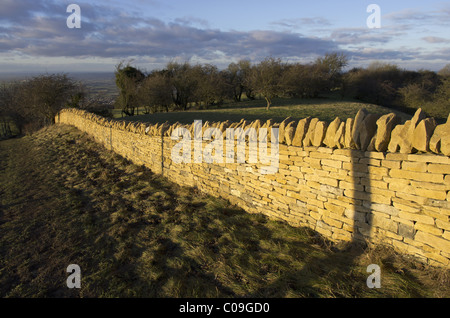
[315, 52, 348, 92]
[0, 74, 83, 135]
[166, 61, 198, 111]
[25, 74, 81, 124]
[115, 61, 145, 116]
[251, 57, 286, 110]
[139, 70, 173, 113]
[191, 64, 227, 108]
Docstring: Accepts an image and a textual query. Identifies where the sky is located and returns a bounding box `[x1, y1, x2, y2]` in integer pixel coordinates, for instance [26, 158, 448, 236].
[0, 0, 449, 74]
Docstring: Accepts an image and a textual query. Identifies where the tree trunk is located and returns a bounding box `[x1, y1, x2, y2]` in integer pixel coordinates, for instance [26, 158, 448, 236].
[1, 121, 5, 136]
[265, 97, 271, 110]
[6, 122, 12, 135]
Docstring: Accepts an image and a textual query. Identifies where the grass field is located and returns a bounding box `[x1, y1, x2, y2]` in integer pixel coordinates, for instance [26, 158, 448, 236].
[1, 124, 449, 298]
[116, 97, 413, 125]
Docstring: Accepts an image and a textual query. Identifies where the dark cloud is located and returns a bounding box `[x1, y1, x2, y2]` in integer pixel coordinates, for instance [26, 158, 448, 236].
[0, 0, 45, 22]
[0, 0, 445, 71]
[0, 0, 339, 63]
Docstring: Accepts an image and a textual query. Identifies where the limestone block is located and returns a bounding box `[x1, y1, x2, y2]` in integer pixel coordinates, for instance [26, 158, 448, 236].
[366, 136, 377, 152]
[415, 223, 444, 236]
[401, 161, 426, 172]
[430, 114, 450, 156]
[371, 214, 398, 233]
[219, 120, 231, 133]
[265, 119, 275, 127]
[352, 108, 368, 149]
[292, 117, 311, 147]
[409, 108, 427, 136]
[398, 211, 435, 225]
[390, 168, 444, 183]
[388, 122, 409, 153]
[229, 122, 239, 129]
[398, 223, 415, 239]
[262, 119, 276, 142]
[323, 117, 342, 148]
[334, 122, 346, 149]
[374, 113, 401, 152]
[359, 114, 380, 151]
[279, 117, 295, 144]
[344, 118, 355, 149]
[428, 163, 450, 174]
[388, 109, 426, 154]
[412, 117, 437, 153]
[415, 231, 450, 253]
[303, 118, 319, 147]
[284, 120, 297, 146]
[312, 121, 328, 147]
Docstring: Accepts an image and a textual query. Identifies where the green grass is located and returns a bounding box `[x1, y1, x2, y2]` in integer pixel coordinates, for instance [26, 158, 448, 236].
[116, 97, 412, 125]
[1, 124, 449, 298]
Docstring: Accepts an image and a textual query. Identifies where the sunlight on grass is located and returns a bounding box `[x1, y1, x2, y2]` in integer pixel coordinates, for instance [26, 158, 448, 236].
[119, 97, 412, 125]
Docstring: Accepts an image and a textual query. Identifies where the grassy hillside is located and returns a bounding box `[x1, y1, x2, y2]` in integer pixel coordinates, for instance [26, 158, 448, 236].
[0, 124, 449, 298]
[116, 97, 412, 125]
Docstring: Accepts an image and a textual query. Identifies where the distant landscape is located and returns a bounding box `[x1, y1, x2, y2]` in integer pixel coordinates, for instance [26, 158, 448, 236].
[0, 72, 119, 101]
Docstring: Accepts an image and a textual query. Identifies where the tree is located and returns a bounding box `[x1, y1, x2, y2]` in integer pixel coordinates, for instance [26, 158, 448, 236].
[225, 62, 244, 102]
[166, 61, 198, 110]
[433, 72, 450, 118]
[0, 74, 82, 135]
[398, 70, 441, 109]
[314, 52, 348, 93]
[25, 74, 81, 124]
[224, 59, 254, 102]
[115, 62, 145, 116]
[138, 70, 173, 113]
[251, 57, 286, 110]
[1, 80, 39, 135]
[344, 62, 405, 106]
[191, 64, 228, 108]
[283, 62, 329, 98]
[238, 60, 256, 100]
[438, 64, 450, 78]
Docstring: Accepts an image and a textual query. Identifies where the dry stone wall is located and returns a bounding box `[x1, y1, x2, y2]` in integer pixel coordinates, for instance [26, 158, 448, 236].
[57, 108, 450, 267]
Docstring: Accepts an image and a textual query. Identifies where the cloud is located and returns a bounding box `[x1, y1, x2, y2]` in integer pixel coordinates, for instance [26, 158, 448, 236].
[349, 47, 416, 62]
[271, 17, 332, 29]
[0, 0, 447, 72]
[417, 47, 450, 61]
[422, 36, 450, 44]
[328, 27, 393, 45]
[384, 7, 450, 27]
[0, 0, 339, 64]
[173, 16, 210, 28]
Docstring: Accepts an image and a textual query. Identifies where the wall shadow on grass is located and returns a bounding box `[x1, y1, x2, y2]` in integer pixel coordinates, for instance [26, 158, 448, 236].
[245, 150, 373, 297]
